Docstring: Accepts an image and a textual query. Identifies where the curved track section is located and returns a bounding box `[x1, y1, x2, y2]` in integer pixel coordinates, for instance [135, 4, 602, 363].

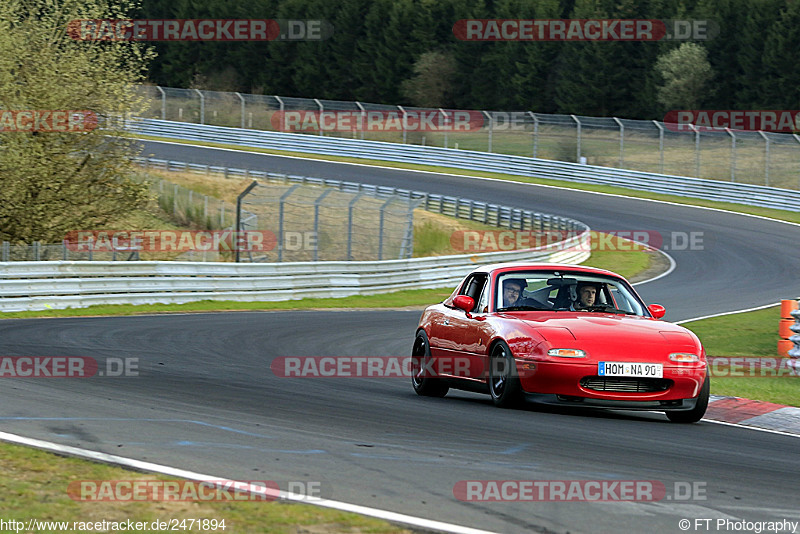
[0, 141, 798, 533]
[140, 140, 800, 320]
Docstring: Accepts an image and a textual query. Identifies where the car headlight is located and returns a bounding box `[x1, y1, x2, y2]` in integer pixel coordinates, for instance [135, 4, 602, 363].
[547, 349, 587, 358]
[669, 352, 699, 362]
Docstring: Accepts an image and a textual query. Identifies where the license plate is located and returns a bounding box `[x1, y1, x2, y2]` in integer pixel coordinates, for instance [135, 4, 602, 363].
[598, 362, 663, 378]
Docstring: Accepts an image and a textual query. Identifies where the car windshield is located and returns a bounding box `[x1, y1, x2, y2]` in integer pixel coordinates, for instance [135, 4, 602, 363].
[495, 270, 647, 316]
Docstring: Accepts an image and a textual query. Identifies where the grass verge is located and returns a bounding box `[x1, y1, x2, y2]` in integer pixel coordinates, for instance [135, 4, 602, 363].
[681, 305, 800, 406]
[0, 441, 411, 533]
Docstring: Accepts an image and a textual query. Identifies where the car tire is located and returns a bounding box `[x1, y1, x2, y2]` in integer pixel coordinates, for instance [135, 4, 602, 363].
[489, 341, 523, 408]
[666, 374, 710, 423]
[411, 330, 449, 398]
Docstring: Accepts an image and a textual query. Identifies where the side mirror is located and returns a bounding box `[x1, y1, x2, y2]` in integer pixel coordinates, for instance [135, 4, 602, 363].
[648, 304, 666, 319]
[453, 295, 475, 313]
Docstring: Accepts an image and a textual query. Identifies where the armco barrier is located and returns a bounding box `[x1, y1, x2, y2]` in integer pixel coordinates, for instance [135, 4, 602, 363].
[779, 299, 799, 356]
[0, 233, 589, 312]
[790, 307, 800, 359]
[129, 118, 800, 212]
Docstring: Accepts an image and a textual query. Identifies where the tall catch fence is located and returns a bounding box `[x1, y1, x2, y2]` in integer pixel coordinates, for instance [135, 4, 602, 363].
[136, 85, 800, 191]
[237, 181, 417, 262]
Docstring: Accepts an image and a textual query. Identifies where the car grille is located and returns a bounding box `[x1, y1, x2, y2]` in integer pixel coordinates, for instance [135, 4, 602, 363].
[580, 376, 672, 393]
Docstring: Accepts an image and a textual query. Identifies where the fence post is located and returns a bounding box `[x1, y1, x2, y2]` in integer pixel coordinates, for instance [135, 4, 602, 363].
[173, 184, 178, 215]
[194, 89, 204, 124]
[314, 98, 324, 136]
[347, 193, 364, 261]
[278, 185, 300, 262]
[613, 117, 624, 168]
[759, 131, 770, 186]
[235, 92, 245, 128]
[355, 101, 366, 141]
[378, 197, 393, 261]
[794, 134, 800, 190]
[692, 124, 700, 177]
[441, 108, 450, 149]
[235, 180, 259, 263]
[571, 115, 581, 163]
[313, 189, 333, 261]
[653, 120, 664, 173]
[726, 128, 736, 182]
[1, 241, 8, 262]
[156, 86, 166, 120]
[482, 111, 492, 153]
[529, 112, 538, 158]
[398, 105, 407, 145]
[274, 96, 284, 132]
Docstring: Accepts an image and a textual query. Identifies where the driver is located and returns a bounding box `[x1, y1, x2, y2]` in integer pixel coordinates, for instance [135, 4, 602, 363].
[575, 283, 599, 309]
[502, 278, 528, 307]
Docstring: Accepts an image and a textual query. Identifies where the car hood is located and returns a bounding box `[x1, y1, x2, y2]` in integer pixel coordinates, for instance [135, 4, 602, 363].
[514, 312, 701, 359]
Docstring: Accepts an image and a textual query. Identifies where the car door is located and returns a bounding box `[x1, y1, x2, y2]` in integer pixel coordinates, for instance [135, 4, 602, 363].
[444, 274, 491, 380]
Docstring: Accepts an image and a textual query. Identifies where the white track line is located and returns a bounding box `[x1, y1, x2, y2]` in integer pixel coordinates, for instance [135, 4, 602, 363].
[0, 430, 497, 534]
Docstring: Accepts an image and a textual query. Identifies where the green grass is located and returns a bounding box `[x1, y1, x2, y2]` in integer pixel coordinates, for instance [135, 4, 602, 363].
[0, 441, 411, 533]
[135, 133, 800, 226]
[681, 305, 800, 406]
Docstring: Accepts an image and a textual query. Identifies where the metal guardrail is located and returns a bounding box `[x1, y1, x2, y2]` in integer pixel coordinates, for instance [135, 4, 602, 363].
[791, 308, 800, 359]
[131, 119, 800, 212]
[0, 234, 589, 312]
[136, 85, 800, 189]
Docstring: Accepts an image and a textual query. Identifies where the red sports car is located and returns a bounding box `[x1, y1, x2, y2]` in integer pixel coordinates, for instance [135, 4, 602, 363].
[411, 263, 709, 423]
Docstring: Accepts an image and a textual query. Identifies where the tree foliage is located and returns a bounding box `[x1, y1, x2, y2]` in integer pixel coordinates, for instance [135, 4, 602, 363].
[654, 42, 713, 110]
[137, 0, 795, 117]
[0, 0, 155, 244]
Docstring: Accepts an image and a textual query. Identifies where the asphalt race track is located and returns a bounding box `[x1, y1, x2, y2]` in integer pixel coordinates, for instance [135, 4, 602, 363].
[1, 140, 799, 533]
